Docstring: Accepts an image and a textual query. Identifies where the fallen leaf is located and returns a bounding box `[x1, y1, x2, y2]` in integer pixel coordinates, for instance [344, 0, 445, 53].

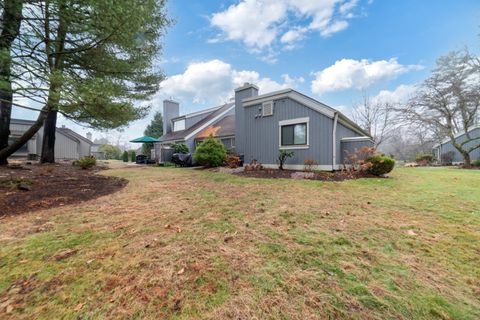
[407, 230, 417, 236]
[74, 303, 84, 311]
[53, 249, 78, 261]
[177, 268, 185, 275]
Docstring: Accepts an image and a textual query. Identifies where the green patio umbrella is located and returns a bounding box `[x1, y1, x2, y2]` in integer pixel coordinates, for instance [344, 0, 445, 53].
[129, 136, 160, 143]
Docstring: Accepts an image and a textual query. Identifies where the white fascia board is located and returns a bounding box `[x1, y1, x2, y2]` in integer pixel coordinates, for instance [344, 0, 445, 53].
[341, 136, 374, 142]
[184, 105, 235, 141]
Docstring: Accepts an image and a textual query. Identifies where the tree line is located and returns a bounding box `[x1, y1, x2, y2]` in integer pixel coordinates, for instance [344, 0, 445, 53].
[0, 0, 170, 165]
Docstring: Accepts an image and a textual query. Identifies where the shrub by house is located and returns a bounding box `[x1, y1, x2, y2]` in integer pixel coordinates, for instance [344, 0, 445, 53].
[193, 136, 227, 167]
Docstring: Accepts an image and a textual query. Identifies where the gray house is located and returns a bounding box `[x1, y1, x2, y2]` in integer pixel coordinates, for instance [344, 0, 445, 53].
[9, 119, 93, 160]
[156, 83, 372, 170]
[432, 126, 480, 164]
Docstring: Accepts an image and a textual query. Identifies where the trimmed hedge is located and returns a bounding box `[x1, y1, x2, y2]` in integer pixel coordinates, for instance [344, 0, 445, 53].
[365, 155, 395, 176]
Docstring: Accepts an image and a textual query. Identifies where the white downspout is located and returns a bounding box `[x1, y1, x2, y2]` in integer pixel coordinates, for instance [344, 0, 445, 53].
[332, 112, 339, 171]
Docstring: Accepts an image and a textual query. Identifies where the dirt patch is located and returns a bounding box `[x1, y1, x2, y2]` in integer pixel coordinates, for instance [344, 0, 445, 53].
[235, 168, 376, 181]
[0, 162, 127, 216]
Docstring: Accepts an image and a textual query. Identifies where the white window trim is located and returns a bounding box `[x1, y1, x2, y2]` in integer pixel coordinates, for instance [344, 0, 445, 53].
[172, 118, 185, 132]
[278, 117, 309, 150]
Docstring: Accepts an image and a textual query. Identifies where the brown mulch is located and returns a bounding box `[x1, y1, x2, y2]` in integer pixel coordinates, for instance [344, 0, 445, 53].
[235, 168, 376, 181]
[0, 162, 127, 216]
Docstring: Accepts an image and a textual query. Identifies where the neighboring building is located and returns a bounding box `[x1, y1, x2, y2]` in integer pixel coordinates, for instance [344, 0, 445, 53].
[9, 119, 93, 160]
[91, 137, 108, 160]
[432, 126, 480, 164]
[155, 83, 373, 170]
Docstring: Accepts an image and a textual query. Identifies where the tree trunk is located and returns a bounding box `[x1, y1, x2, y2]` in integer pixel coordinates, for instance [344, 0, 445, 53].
[0, 111, 47, 162]
[40, 110, 57, 163]
[0, 0, 24, 165]
[462, 152, 471, 168]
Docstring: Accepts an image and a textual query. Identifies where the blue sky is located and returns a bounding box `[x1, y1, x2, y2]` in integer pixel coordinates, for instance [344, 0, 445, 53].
[12, 0, 480, 145]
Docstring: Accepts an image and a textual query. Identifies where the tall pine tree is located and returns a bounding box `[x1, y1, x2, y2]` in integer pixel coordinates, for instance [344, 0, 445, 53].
[0, 0, 171, 164]
[143, 111, 163, 155]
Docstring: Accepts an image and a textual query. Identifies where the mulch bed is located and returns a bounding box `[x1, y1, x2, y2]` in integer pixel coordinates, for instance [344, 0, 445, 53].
[0, 162, 128, 216]
[235, 168, 376, 181]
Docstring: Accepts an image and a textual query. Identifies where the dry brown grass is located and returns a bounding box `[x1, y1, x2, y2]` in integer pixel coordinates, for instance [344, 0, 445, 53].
[0, 166, 479, 319]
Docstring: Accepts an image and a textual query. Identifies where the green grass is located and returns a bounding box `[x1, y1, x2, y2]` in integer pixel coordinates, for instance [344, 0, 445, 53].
[0, 166, 479, 319]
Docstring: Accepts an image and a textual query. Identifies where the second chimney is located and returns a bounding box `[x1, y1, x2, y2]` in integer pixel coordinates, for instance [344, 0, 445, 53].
[163, 99, 180, 135]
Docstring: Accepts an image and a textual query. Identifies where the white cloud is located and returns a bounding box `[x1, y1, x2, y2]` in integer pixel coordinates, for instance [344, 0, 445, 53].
[320, 20, 349, 37]
[210, 0, 365, 56]
[311, 58, 422, 95]
[158, 59, 303, 109]
[371, 84, 417, 104]
[210, 0, 286, 49]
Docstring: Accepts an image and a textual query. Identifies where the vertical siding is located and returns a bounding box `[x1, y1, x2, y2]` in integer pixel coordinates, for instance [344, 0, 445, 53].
[54, 133, 79, 159]
[235, 86, 258, 156]
[243, 98, 334, 166]
[336, 124, 364, 164]
[438, 128, 480, 163]
[78, 140, 91, 158]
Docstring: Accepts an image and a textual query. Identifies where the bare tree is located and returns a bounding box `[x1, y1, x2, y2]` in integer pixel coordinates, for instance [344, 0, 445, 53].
[383, 125, 438, 161]
[352, 91, 395, 148]
[401, 51, 480, 167]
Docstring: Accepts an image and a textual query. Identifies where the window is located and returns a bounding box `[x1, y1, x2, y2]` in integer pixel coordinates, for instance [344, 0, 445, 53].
[279, 117, 309, 149]
[173, 119, 185, 131]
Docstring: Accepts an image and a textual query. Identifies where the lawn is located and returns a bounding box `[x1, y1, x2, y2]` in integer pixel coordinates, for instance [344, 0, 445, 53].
[0, 166, 479, 319]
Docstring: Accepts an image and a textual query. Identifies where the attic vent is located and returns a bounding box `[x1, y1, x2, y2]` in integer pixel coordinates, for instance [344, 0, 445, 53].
[262, 101, 274, 117]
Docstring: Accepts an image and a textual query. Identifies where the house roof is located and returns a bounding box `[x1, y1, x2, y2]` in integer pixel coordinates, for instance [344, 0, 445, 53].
[196, 115, 235, 139]
[57, 127, 93, 145]
[11, 118, 92, 144]
[159, 103, 235, 143]
[432, 125, 480, 148]
[10, 118, 36, 126]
